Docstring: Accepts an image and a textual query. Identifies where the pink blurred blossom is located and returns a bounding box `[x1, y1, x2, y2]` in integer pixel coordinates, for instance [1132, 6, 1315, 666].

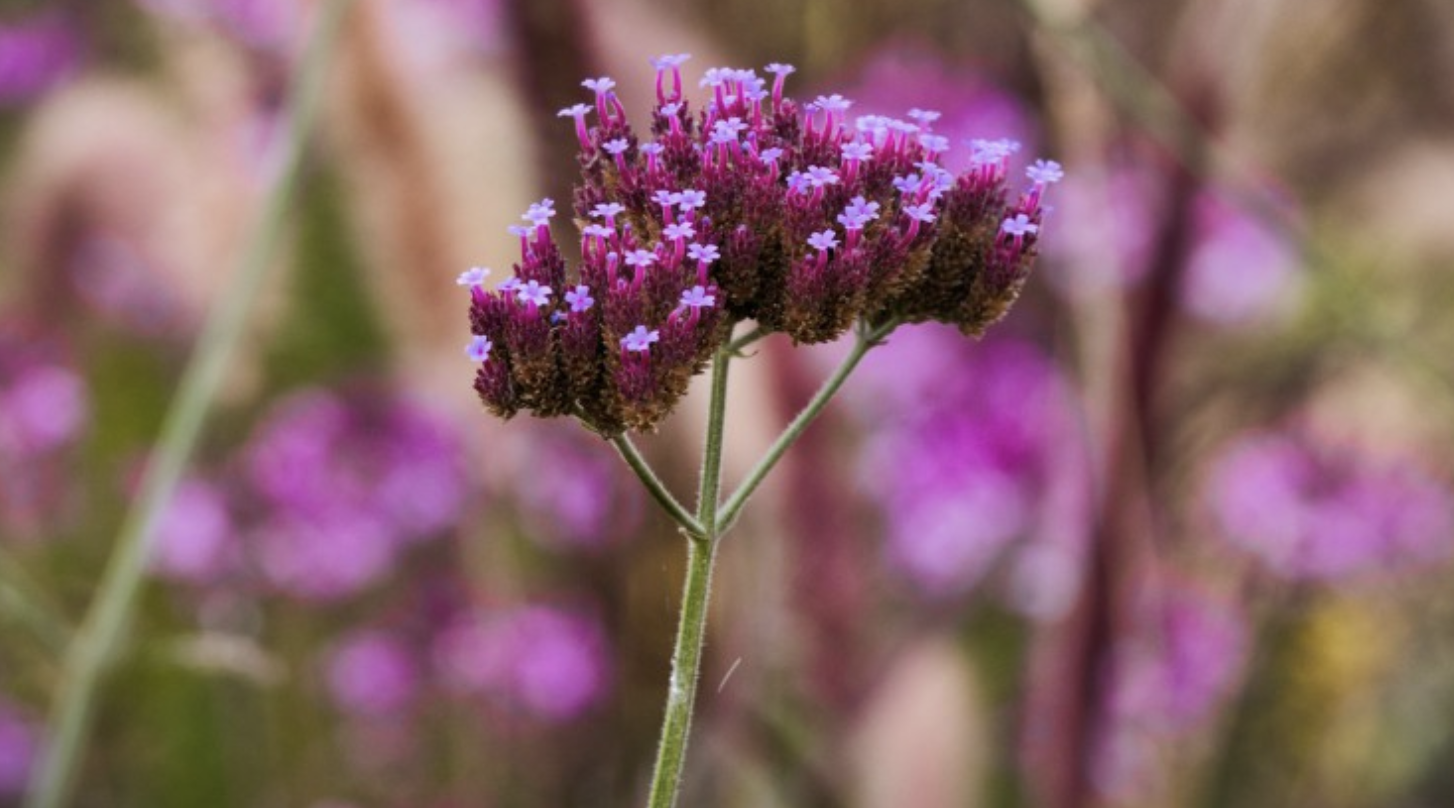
[325, 631, 420, 719]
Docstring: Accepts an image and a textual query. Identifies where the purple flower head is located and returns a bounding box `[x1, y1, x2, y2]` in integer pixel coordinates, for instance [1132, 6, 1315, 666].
[325, 631, 419, 719]
[1027, 158, 1064, 184]
[679, 285, 716, 309]
[244, 389, 471, 599]
[153, 477, 238, 585]
[466, 335, 493, 362]
[687, 243, 720, 264]
[0, 12, 84, 106]
[456, 266, 490, 287]
[435, 605, 612, 722]
[564, 284, 595, 313]
[621, 325, 660, 352]
[466, 54, 1050, 433]
[1180, 191, 1302, 326]
[1001, 213, 1039, 237]
[515, 280, 553, 307]
[1206, 431, 1452, 581]
[807, 230, 840, 252]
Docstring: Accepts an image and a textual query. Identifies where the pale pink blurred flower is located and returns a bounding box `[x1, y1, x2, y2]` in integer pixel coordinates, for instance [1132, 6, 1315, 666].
[152, 477, 239, 586]
[1180, 191, 1303, 326]
[325, 631, 420, 719]
[434, 605, 611, 722]
[1207, 431, 1453, 581]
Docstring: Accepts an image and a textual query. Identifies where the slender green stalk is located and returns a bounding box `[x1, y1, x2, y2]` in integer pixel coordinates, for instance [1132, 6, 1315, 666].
[716, 318, 898, 533]
[610, 433, 705, 538]
[724, 323, 768, 355]
[23, 3, 355, 806]
[644, 535, 717, 808]
[645, 346, 731, 808]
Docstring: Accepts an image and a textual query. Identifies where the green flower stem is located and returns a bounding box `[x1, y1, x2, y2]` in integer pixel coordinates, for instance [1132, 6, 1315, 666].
[23, 2, 355, 806]
[644, 533, 717, 808]
[646, 345, 732, 808]
[724, 323, 768, 355]
[716, 318, 899, 534]
[610, 433, 705, 538]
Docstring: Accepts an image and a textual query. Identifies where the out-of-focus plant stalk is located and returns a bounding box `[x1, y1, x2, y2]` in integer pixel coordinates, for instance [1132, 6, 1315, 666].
[633, 318, 899, 808]
[23, 2, 356, 805]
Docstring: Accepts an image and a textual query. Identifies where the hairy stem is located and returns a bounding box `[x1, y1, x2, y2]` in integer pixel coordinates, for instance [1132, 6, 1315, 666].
[23, 3, 355, 805]
[717, 318, 898, 533]
[645, 345, 731, 808]
[610, 434, 705, 538]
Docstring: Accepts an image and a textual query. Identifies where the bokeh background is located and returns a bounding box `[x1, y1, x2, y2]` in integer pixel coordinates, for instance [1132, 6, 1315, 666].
[3, 0, 1454, 806]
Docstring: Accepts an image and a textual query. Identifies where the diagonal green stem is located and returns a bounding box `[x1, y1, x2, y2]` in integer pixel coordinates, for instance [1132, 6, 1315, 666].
[645, 345, 731, 808]
[23, 3, 355, 806]
[610, 433, 705, 538]
[716, 318, 898, 534]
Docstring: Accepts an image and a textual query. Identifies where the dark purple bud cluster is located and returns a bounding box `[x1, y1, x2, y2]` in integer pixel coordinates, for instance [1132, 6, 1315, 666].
[464, 56, 1059, 434]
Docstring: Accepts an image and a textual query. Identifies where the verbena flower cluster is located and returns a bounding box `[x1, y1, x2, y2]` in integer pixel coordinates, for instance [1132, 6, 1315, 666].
[462, 55, 1060, 433]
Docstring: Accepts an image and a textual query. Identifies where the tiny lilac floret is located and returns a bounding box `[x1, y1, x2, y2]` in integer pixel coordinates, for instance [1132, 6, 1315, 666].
[582, 224, 613, 239]
[557, 103, 591, 119]
[758, 147, 783, 164]
[908, 108, 942, 124]
[1001, 213, 1039, 237]
[465, 335, 493, 362]
[687, 243, 720, 264]
[1026, 159, 1065, 185]
[663, 222, 696, 241]
[841, 142, 875, 161]
[919, 134, 950, 154]
[805, 166, 840, 187]
[677, 189, 707, 211]
[621, 326, 660, 352]
[680, 285, 716, 309]
[602, 138, 630, 155]
[903, 203, 937, 223]
[764, 62, 796, 76]
[456, 267, 490, 287]
[565, 284, 595, 313]
[650, 53, 691, 69]
[507, 225, 532, 238]
[659, 102, 683, 117]
[808, 230, 840, 252]
[624, 249, 658, 268]
[498, 277, 521, 293]
[641, 143, 665, 156]
[591, 202, 626, 220]
[523, 198, 556, 225]
[516, 280, 554, 306]
[813, 94, 853, 113]
[581, 77, 616, 94]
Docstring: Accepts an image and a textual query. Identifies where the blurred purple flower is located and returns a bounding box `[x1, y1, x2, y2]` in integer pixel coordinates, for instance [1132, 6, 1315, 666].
[0, 702, 37, 798]
[1207, 431, 1453, 581]
[325, 631, 420, 719]
[152, 477, 239, 586]
[511, 428, 639, 551]
[1040, 163, 1164, 296]
[435, 605, 611, 722]
[0, 333, 87, 538]
[851, 327, 1090, 599]
[1179, 191, 1303, 326]
[0, 12, 83, 106]
[1094, 583, 1247, 798]
[136, 0, 297, 51]
[243, 388, 471, 599]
